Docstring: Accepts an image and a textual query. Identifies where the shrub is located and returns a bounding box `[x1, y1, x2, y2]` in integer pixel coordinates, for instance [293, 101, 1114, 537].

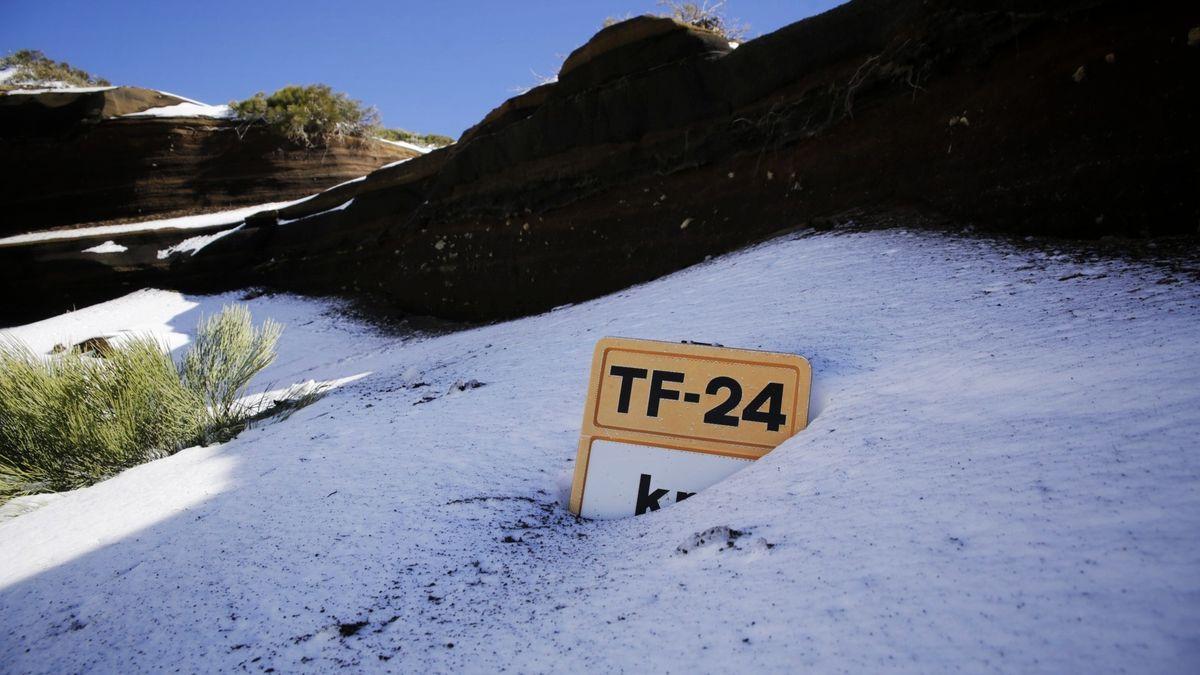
[0, 305, 285, 501]
[180, 305, 282, 437]
[230, 84, 380, 148]
[374, 127, 455, 149]
[0, 49, 110, 91]
[656, 1, 749, 41]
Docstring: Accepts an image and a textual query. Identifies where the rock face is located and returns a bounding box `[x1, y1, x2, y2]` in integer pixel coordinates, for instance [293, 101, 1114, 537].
[3, 0, 1197, 324]
[0, 87, 416, 234]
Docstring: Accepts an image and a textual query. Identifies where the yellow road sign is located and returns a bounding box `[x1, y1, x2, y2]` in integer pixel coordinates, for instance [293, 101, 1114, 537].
[569, 337, 812, 518]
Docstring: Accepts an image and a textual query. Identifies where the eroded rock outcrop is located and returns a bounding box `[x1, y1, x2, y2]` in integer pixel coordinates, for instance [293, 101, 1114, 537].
[3, 0, 1197, 324]
[0, 87, 416, 234]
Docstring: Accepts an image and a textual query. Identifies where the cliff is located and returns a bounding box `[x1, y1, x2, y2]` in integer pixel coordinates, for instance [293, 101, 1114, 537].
[0, 86, 416, 234]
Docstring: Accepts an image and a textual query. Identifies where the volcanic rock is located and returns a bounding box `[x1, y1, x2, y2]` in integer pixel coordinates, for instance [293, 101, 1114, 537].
[0, 87, 416, 234]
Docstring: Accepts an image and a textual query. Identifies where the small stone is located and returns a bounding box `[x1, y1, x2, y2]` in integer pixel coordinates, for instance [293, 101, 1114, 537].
[727, 171, 735, 179]
[1189, 26, 1200, 47]
[1105, 52, 1116, 64]
[680, 218, 693, 230]
[73, 336, 113, 357]
[522, 222, 530, 231]
[434, 240, 445, 251]
[1072, 66, 1086, 83]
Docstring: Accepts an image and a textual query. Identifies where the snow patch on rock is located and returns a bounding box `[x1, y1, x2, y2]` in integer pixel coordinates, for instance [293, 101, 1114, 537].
[81, 240, 127, 254]
[123, 101, 231, 119]
[156, 224, 243, 259]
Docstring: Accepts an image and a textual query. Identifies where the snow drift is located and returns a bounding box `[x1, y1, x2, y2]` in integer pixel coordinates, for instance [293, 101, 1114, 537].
[0, 229, 1197, 672]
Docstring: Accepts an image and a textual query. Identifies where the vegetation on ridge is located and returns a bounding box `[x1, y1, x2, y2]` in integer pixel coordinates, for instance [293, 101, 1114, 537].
[375, 127, 455, 149]
[230, 84, 379, 148]
[658, 1, 749, 41]
[604, 1, 750, 41]
[230, 84, 454, 149]
[0, 49, 110, 91]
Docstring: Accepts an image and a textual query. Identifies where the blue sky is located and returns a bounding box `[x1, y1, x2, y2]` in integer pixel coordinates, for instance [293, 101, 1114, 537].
[3, 1, 843, 137]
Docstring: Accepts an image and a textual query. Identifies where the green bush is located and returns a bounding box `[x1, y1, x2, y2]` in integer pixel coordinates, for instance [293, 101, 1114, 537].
[181, 305, 282, 436]
[0, 49, 110, 91]
[0, 305, 283, 501]
[230, 84, 380, 148]
[374, 127, 455, 149]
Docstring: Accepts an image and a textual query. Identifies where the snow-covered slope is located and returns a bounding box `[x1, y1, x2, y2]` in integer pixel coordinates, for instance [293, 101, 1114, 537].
[1, 229, 1197, 672]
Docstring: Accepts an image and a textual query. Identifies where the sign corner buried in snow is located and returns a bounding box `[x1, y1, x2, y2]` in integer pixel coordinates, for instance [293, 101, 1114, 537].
[569, 337, 812, 519]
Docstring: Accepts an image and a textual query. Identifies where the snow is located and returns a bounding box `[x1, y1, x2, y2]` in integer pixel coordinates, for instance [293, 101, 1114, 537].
[379, 157, 414, 170]
[3, 288, 201, 355]
[278, 199, 354, 225]
[0, 200, 300, 247]
[2, 85, 116, 95]
[81, 240, 127, 254]
[0, 174, 376, 248]
[0, 83, 227, 118]
[0, 65, 115, 93]
[0, 230, 1198, 672]
[152, 90, 209, 106]
[0, 492, 66, 523]
[123, 101, 232, 119]
[375, 136, 435, 154]
[156, 224, 243, 259]
[321, 174, 367, 192]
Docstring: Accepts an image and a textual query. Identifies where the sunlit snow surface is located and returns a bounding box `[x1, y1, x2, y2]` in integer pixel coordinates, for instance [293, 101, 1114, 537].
[0, 200, 301, 246]
[1, 230, 1197, 672]
[122, 101, 232, 118]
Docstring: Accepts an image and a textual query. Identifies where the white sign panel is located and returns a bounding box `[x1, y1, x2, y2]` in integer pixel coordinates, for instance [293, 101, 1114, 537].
[579, 439, 751, 519]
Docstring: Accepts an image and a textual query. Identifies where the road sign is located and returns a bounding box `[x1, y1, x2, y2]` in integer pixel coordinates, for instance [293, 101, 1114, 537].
[569, 337, 812, 519]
